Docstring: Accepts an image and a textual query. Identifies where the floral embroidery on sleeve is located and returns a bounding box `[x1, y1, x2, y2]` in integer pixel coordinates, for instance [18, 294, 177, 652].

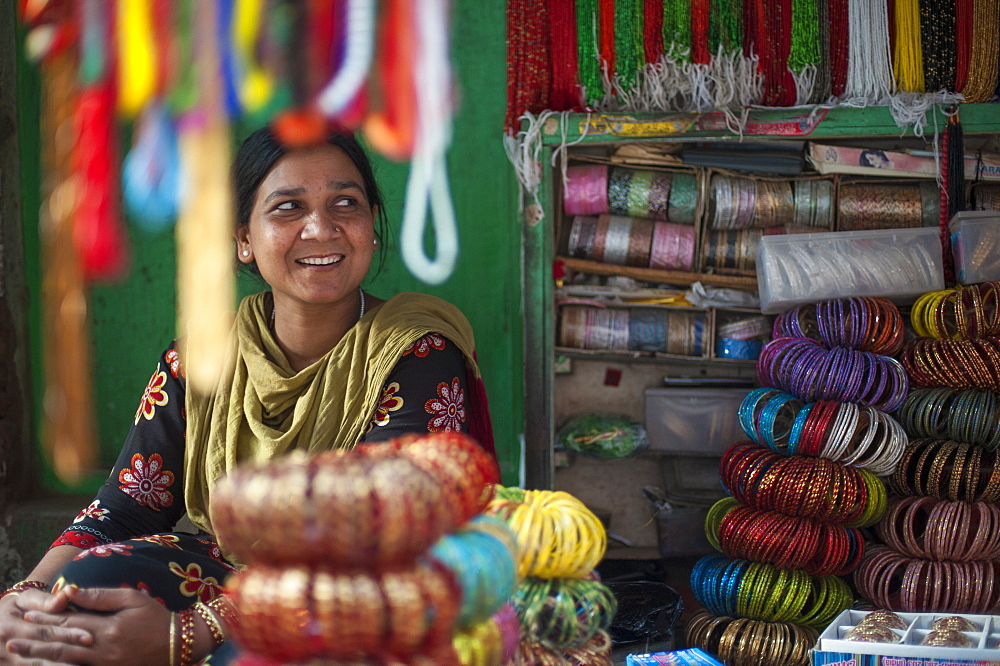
[370, 382, 404, 429]
[72, 500, 109, 524]
[424, 377, 466, 432]
[50, 530, 109, 550]
[165, 348, 185, 378]
[75, 542, 134, 559]
[403, 333, 447, 358]
[134, 368, 169, 424]
[169, 562, 223, 602]
[118, 453, 175, 510]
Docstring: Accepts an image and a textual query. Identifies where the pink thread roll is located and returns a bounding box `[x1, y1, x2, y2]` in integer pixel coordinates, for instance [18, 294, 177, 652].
[649, 222, 696, 272]
[564, 165, 609, 216]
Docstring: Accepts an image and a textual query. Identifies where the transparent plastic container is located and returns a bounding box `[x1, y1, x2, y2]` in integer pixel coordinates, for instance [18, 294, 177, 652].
[950, 210, 1000, 284]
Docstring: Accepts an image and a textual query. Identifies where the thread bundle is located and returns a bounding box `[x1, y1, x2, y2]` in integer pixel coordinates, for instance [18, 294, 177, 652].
[210, 432, 504, 664]
[688, 296, 908, 666]
[855, 284, 1000, 614]
[566, 214, 696, 272]
[564, 165, 699, 224]
[558, 304, 707, 357]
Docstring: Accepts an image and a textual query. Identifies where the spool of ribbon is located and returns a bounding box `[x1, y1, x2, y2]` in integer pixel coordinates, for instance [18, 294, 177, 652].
[649, 221, 696, 271]
[563, 164, 609, 216]
[607, 166, 673, 220]
[837, 181, 938, 231]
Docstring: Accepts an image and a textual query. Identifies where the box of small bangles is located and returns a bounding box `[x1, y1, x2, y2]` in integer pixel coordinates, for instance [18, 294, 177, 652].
[813, 609, 1000, 665]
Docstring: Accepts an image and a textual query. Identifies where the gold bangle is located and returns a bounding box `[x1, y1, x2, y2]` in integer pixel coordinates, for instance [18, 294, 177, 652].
[168, 612, 177, 666]
[193, 602, 226, 646]
[179, 609, 195, 666]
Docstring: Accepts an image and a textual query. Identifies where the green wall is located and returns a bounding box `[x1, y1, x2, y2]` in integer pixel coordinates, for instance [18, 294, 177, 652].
[17, 2, 523, 491]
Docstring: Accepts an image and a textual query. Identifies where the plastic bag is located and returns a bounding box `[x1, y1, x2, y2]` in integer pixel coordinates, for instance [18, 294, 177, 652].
[556, 413, 648, 459]
[606, 581, 683, 647]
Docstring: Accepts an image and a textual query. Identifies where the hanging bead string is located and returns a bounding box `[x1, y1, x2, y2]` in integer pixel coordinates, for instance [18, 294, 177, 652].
[856, 546, 1000, 613]
[788, 0, 820, 104]
[960, 0, 1000, 103]
[575, 0, 604, 106]
[889, 438, 1000, 502]
[662, 0, 692, 62]
[710, 0, 743, 54]
[691, 0, 712, 64]
[876, 496, 1000, 562]
[690, 554, 853, 627]
[814, 0, 831, 101]
[919, 0, 956, 92]
[943, 112, 965, 281]
[843, 0, 894, 105]
[613, 0, 644, 93]
[756, 0, 794, 107]
[547, 0, 581, 111]
[902, 338, 1000, 392]
[911, 283, 1000, 340]
[642, 0, 664, 64]
[505, 0, 552, 132]
[719, 441, 887, 526]
[954, 0, 974, 91]
[598, 0, 616, 82]
[898, 388, 1000, 450]
[708, 500, 865, 576]
[686, 611, 819, 666]
[893, 0, 925, 92]
[827, 0, 849, 97]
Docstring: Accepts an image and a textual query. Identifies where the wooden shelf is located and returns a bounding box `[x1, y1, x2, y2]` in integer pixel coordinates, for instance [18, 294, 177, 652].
[558, 256, 758, 291]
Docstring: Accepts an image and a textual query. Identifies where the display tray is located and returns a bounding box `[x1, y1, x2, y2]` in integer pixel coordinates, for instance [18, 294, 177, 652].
[814, 609, 1000, 665]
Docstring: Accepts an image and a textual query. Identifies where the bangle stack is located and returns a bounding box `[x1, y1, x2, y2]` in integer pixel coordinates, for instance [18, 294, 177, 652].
[897, 387, 1000, 450]
[902, 338, 1000, 392]
[911, 282, 1000, 340]
[876, 496, 1000, 561]
[889, 438, 1000, 502]
[685, 610, 819, 666]
[690, 294, 911, 657]
[213, 432, 499, 663]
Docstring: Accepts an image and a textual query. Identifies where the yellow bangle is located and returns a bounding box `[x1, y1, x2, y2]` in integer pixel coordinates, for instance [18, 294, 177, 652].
[168, 612, 177, 666]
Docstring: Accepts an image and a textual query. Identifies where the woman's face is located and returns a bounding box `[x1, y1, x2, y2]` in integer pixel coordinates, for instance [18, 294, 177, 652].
[237, 144, 377, 308]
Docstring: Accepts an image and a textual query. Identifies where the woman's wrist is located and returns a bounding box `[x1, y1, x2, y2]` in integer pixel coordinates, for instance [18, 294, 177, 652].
[0, 580, 49, 601]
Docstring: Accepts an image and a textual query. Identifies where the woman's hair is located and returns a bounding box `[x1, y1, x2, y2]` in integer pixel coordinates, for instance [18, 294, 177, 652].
[231, 126, 389, 275]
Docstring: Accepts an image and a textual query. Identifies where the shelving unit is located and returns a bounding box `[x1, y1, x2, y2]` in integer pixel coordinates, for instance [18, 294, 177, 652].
[522, 105, 1000, 558]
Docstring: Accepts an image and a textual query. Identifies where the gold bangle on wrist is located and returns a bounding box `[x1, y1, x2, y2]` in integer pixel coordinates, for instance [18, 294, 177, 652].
[169, 612, 178, 666]
[193, 602, 226, 646]
[179, 609, 195, 666]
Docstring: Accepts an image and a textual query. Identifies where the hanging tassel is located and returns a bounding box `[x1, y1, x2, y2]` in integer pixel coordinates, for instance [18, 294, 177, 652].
[939, 109, 964, 285]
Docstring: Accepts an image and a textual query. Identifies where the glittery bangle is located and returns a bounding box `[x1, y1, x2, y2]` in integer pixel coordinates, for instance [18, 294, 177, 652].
[0, 580, 49, 600]
[193, 602, 226, 647]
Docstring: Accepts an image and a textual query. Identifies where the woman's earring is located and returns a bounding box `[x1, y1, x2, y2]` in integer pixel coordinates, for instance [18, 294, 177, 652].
[373, 239, 378, 247]
[242, 249, 250, 257]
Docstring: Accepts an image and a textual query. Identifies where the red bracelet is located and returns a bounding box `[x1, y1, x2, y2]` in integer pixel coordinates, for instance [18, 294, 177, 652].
[0, 580, 48, 600]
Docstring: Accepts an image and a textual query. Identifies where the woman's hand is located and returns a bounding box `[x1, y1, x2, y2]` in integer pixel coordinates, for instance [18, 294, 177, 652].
[5, 587, 171, 666]
[0, 589, 93, 664]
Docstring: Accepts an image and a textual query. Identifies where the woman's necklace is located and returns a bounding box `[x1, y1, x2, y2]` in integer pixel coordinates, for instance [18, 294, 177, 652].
[271, 288, 366, 328]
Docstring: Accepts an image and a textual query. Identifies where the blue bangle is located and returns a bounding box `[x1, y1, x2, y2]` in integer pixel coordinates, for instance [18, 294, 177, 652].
[787, 403, 814, 456]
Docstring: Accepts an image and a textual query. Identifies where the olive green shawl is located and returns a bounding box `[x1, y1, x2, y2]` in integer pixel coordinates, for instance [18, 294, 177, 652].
[183, 291, 480, 536]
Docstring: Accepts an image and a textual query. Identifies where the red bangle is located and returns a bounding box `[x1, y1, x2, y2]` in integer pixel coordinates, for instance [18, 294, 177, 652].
[1, 580, 48, 600]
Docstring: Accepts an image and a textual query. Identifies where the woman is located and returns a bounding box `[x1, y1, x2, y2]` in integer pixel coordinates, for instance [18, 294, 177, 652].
[0, 127, 495, 664]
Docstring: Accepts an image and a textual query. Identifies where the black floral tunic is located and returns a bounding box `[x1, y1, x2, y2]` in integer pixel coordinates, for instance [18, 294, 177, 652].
[51, 333, 470, 552]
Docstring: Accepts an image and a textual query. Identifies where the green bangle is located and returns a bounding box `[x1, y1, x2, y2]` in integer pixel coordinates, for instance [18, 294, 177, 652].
[668, 172, 698, 225]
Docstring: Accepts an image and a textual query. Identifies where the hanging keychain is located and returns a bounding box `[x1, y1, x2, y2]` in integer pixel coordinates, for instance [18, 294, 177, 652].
[399, 0, 459, 285]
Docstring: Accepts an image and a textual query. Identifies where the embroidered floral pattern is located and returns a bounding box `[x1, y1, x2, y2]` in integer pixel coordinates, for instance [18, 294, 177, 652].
[424, 378, 466, 432]
[118, 453, 174, 510]
[50, 531, 104, 551]
[403, 334, 446, 358]
[371, 382, 404, 428]
[135, 534, 182, 549]
[195, 538, 238, 574]
[73, 500, 109, 524]
[134, 368, 169, 424]
[165, 348, 184, 378]
[169, 562, 222, 602]
[76, 542, 134, 559]
[134, 582, 167, 607]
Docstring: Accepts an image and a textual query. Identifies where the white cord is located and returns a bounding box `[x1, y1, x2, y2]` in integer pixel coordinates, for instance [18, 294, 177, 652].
[316, 0, 375, 117]
[399, 0, 458, 285]
[841, 0, 894, 106]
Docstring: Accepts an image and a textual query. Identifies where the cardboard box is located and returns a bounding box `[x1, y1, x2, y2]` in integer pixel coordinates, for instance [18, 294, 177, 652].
[808, 143, 1000, 181]
[627, 647, 726, 666]
[813, 609, 1000, 665]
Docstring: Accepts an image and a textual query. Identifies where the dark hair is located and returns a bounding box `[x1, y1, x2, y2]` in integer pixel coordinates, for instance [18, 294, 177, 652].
[232, 127, 389, 275]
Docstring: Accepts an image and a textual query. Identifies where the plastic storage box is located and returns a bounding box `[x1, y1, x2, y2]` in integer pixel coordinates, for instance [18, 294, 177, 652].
[756, 227, 945, 315]
[813, 609, 1000, 665]
[644, 387, 748, 454]
[950, 210, 1000, 284]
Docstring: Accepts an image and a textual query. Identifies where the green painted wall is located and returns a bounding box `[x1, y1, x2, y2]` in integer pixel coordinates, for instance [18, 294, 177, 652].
[17, 2, 523, 491]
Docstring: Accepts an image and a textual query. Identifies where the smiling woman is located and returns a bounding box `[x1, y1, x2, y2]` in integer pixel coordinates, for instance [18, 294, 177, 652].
[0, 127, 497, 665]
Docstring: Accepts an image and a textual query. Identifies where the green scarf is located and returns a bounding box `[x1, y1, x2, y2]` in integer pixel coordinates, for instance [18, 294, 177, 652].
[183, 291, 480, 535]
